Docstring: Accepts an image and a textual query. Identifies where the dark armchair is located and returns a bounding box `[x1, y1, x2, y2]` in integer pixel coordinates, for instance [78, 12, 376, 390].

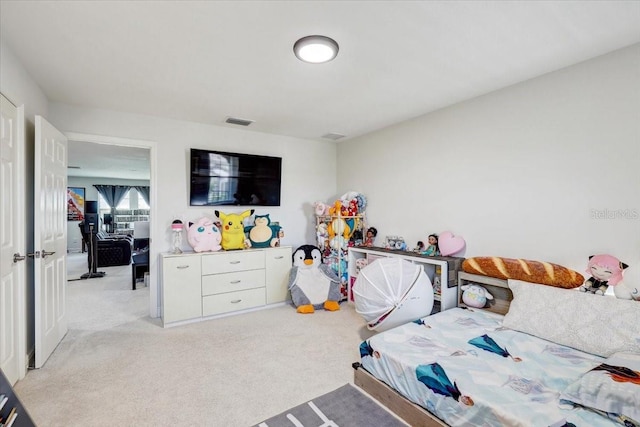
[79, 225, 132, 268]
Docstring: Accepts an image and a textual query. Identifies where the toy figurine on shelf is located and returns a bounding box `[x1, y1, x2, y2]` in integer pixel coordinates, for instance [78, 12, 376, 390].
[421, 234, 440, 256]
[414, 241, 425, 253]
[364, 227, 377, 247]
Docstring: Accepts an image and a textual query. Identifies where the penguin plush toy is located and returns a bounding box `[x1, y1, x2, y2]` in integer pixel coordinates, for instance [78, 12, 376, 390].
[288, 244, 341, 314]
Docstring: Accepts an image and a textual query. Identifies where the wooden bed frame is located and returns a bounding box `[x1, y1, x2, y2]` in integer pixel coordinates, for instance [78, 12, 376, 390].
[353, 273, 512, 427]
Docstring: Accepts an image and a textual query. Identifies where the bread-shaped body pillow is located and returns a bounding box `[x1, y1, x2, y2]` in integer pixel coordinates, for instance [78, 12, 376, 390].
[462, 257, 584, 288]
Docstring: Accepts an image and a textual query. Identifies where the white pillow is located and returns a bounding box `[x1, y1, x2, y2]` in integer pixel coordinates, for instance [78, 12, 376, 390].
[560, 351, 640, 425]
[503, 279, 640, 357]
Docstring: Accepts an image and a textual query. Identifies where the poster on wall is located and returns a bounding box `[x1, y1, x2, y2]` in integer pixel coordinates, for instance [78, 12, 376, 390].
[67, 187, 85, 221]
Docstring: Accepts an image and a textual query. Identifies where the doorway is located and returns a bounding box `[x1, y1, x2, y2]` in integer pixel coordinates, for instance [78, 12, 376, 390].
[66, 133, 158, 319]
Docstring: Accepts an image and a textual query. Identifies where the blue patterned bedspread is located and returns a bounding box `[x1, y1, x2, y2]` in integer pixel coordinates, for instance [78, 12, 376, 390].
[359, 307, 618, 427]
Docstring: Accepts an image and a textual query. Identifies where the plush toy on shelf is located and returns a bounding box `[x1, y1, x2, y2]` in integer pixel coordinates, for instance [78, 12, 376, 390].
[328, 214, 351, 242]
[288, 245, 341, 314]
[461, 283, 494, 308]
[316, 222, 329, 250]
[245, 213, 283, 248]
[186, 217, 222, 253]
[215, 209, 253, 250]
[314, 201, 329, 217]
[339, 191, 367, 214]
[579, 254, 636, 299]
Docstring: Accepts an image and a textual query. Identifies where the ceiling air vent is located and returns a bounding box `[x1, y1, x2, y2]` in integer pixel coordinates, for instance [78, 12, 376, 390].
[322, 133, 345, 141]
[225, 117, 254, 127]
[67, 165, 81, 169]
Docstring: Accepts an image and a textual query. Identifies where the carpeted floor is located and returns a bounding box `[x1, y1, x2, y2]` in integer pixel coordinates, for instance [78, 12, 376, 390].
[14, 253, 395, 426]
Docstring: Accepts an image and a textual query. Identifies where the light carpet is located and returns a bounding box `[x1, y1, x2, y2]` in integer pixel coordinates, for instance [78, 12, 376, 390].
[14, 253, 391, 426]
[253, 384, 407, 427]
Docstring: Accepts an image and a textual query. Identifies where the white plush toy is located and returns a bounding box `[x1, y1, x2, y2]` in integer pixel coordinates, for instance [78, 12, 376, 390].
[461, 284, 493, 308]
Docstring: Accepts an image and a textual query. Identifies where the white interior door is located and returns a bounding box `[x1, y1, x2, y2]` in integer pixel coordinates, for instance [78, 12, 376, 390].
[34, 115, 68, 369]
[0, 94, 26, 384]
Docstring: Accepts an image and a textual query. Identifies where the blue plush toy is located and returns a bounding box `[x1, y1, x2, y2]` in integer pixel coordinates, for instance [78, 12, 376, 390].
[245, 214, 283, 248]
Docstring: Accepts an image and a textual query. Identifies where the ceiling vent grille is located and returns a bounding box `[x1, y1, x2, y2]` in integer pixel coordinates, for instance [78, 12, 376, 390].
[67, 165, 81, 169]
[322, 132, 346, 141]
[225, 117, 254, 126]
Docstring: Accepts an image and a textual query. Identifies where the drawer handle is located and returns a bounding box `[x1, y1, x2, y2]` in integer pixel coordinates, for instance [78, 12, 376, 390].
[230, 261, 241, 264]
[230, 280, 241, 284]
[176, 265, 190, 269]
[231, 299, 242, 304]
[274, 256, 284, 259]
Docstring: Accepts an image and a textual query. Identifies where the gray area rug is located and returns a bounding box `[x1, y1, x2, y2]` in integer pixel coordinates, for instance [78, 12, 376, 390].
[253, 384, 406, 427]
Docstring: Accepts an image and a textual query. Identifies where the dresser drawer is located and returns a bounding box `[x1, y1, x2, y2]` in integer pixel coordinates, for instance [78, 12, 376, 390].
[202, 288, 266, 316]
[202, 251, 265, 275]
[202, 269, 265, 296]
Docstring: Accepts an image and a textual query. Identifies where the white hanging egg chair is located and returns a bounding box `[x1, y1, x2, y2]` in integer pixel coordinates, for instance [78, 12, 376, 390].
[353, 257, 434, 332]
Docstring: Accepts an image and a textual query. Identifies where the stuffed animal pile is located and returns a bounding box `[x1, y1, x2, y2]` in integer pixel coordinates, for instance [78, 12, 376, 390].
[182, 210, 284, 253]
[314, 191, 367, 252]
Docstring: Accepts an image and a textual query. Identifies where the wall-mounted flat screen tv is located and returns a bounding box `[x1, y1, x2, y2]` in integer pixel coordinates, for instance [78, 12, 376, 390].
[190, 148, 282, 206]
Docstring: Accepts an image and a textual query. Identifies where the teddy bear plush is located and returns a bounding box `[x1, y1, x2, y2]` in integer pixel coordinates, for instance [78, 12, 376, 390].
[288, 245, 341, 314]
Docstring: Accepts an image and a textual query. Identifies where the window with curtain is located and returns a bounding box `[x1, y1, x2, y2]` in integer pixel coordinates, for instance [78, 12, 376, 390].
[98, 189, 149, 210]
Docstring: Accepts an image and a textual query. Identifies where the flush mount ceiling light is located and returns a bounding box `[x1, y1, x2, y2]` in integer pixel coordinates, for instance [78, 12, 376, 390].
[293, 35, 339, 63]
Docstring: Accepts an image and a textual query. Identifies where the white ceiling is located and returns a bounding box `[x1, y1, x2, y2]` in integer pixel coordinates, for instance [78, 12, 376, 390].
[67, 141, 150, 181]
[2, 1, 640, 179]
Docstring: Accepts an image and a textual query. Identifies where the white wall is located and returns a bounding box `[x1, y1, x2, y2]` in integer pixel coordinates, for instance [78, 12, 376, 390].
[48, 104, 338, 315]
[51, 106, 337, 248]
[0, 40, 49, 121]
[338, 44, 640, 286]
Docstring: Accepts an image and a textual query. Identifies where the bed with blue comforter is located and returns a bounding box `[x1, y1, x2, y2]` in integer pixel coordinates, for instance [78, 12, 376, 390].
[356, 304, 638, 427]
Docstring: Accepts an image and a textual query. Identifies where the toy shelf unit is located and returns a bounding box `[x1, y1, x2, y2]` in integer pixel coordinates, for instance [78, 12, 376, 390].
[348, 246, 464, 313]
[315, 213, 366, 301]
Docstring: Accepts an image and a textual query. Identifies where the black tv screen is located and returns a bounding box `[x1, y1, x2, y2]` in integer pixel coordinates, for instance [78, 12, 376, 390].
[190, 148, 282, 206]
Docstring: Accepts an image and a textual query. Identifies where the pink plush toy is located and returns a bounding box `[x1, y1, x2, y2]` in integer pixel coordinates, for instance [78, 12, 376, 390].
[187, 217, 222, 252]
[579, 254, 630, 297]
[314, 201, 328, 216]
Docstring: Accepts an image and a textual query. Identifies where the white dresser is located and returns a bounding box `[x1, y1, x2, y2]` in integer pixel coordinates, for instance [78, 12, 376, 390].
[161, 246, 292, 326]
